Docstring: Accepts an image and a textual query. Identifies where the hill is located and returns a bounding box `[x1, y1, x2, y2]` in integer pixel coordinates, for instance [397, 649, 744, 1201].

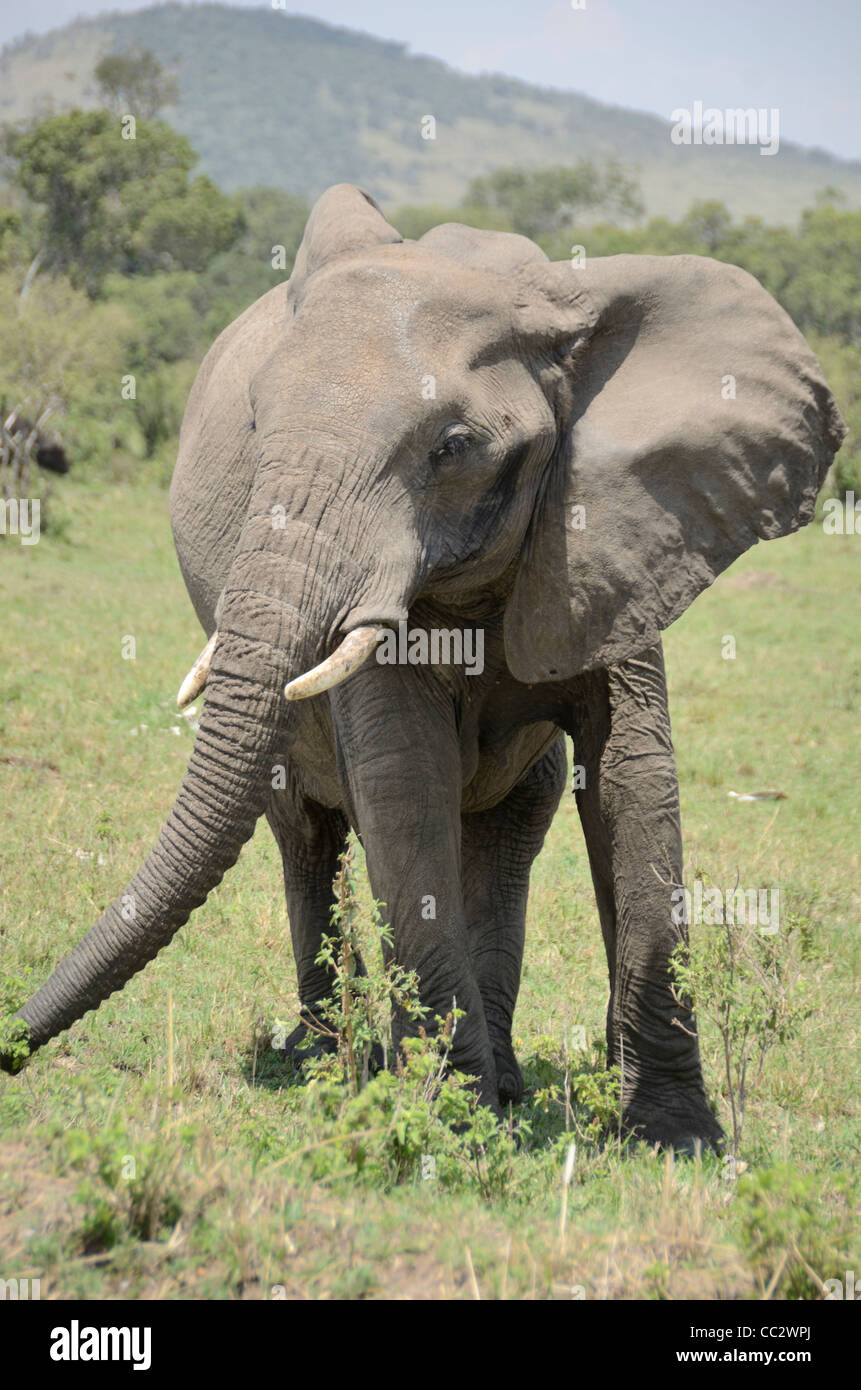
[2, 3, 860, 221]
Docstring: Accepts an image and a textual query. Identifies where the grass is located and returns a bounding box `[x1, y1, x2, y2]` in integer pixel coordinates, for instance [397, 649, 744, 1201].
[0, 473, 858, 1299]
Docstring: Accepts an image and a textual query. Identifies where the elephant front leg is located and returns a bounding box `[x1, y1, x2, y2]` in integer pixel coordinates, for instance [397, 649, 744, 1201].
[461, 738, 567, 1105]
[566, 642, 723, 1152]
[329, 665, 499, 1111]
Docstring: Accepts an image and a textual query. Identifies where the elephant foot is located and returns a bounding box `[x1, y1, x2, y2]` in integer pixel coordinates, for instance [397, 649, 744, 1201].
[278, 1008, 339, 1066]
[490, 1035, 524, 1106]
[622, 1091, 725, 1156]
[279, 1011, 386, 1078]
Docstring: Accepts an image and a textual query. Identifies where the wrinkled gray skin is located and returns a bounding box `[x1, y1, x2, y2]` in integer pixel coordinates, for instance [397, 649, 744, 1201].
[5, 186, 845, 1151]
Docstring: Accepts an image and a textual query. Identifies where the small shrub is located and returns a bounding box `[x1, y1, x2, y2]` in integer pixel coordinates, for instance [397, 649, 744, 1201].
[0, 974, 31, 1072]
[276, 843, 517, 1195]
[301, 842, 429, 1093]
[522, 1032, 621, 1149]
[294, 1026, 518, 1196]
[671, 892, 812, 1155]
[59, 1097, 198, 1249]
[735, 1163, 855, 1299]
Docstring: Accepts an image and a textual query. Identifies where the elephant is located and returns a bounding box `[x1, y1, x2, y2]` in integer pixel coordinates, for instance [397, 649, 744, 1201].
[2, 408, 69, 474]
[34, 428, 70, 476]
[2, 184, 845, 1151]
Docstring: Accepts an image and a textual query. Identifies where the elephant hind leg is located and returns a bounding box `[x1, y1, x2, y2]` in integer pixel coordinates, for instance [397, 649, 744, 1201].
[461, 737, 567, 1105]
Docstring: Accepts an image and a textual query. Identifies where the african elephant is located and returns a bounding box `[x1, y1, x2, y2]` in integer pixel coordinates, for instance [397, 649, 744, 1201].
[3, 185, 844, 1151]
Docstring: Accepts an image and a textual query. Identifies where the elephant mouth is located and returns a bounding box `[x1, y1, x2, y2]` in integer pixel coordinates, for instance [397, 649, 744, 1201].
[283, 623, 384, 700]
[177, 623, 388, 708]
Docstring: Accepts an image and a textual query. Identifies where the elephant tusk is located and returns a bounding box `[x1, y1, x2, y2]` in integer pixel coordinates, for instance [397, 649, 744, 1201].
[284, 625, 383, 701]
[177, 631, 218, 709]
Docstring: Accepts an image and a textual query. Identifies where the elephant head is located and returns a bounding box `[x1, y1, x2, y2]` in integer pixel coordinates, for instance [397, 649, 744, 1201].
[3, 184, 844, 1068]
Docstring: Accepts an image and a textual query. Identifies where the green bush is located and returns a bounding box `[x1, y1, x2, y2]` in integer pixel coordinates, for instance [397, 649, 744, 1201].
[275, 844, 517, 1195]
[735, 1163, 855, 1299]
[0, 974, 31, 1073]
[671, 894, 812, 1156]
[57, 1098, 200, 1249]
[293, 1033, 516, 1195]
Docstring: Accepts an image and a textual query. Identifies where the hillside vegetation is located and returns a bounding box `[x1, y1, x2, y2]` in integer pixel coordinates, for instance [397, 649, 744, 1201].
[1, 3, 860, 220]
[1, 87, 858, 509]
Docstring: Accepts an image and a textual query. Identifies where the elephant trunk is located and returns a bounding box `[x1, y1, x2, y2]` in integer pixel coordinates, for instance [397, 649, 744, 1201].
[2, 432, 422, 1069]
[6, 624, 291, 1060]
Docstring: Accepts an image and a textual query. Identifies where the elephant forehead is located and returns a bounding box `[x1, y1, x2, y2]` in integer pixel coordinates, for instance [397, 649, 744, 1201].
[296, 251, 515, 359]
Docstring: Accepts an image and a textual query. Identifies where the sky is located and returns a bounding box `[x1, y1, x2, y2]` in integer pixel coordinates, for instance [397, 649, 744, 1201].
[3, 1, 859, 160]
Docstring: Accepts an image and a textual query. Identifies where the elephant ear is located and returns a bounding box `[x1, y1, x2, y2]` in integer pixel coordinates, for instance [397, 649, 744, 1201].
[287, 184, 403, 310]
[503, 253, 847, 684]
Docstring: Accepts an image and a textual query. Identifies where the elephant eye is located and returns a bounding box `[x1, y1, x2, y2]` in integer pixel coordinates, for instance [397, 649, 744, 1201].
[430, 427, 474, 463]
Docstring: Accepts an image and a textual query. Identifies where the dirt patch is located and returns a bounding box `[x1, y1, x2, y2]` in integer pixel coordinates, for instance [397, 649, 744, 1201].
[0, 1141, 78, 1266]
[0, 755, 61, 775]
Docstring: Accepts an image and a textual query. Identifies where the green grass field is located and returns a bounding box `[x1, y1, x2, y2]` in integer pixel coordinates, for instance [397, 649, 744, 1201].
[1, 476, 858, 1300]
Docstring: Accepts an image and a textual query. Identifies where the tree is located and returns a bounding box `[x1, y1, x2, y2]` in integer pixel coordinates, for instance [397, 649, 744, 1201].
[675, 200, 734, 254]
[0, 204, 24, 267]
[466, 160, 644, 241]
[785, 204, 861, 341]
[196, 185, 310, 338]
[93, 47, 179, 121]
[5, 110, 243, 294]
[0, 266, 133, 472]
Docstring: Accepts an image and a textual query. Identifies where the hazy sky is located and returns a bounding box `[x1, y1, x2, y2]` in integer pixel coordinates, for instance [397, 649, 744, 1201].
[4, 1, 859, 160]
